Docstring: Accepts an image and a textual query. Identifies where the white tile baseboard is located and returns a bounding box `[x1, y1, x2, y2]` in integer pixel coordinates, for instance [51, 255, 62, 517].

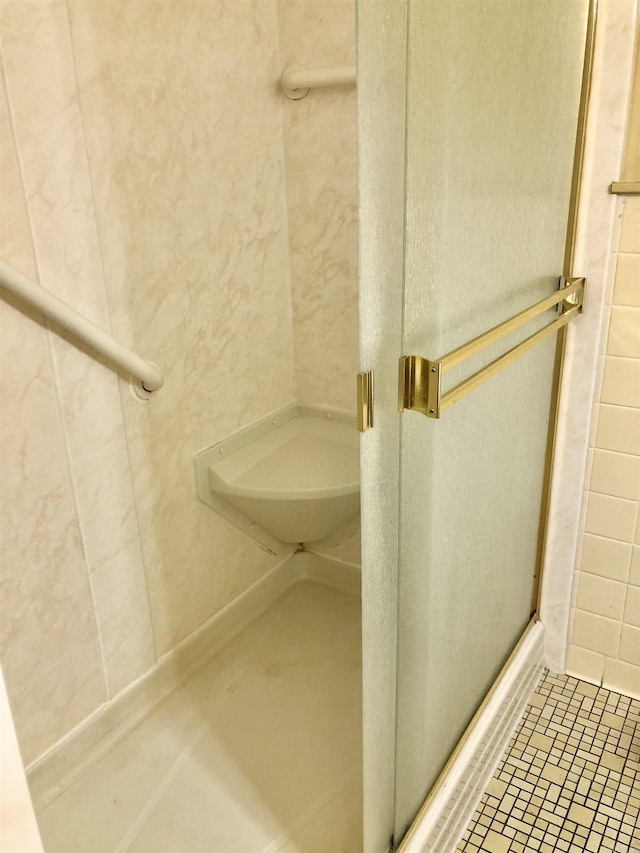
[27, 549, 360, 811]
[399, 621, 545, 853]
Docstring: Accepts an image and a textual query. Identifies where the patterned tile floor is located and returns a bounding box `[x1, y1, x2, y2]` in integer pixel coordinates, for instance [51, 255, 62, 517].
[458, 671, 640, 853]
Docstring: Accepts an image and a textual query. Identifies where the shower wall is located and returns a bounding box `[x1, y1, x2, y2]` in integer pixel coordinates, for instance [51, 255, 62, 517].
[0, 0, 357, 768]
[278, 0, 358, 412]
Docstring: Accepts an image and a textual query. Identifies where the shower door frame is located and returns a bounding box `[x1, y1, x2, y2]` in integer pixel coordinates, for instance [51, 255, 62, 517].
[357, 0, 599, 850]
[526, 0, 599, 619]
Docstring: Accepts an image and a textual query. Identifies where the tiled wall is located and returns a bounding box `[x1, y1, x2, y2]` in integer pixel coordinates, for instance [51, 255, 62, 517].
[566, 197, 640, 699]
[0, 0, 357, 766]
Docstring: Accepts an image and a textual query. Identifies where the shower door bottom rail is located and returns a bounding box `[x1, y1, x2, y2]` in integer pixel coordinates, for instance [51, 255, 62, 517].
[398, 276, 585, 419]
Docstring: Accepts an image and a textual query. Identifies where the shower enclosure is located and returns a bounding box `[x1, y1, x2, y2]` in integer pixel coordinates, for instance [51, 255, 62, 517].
[358, 0, 593, 849]
[0, 0, 602, 849]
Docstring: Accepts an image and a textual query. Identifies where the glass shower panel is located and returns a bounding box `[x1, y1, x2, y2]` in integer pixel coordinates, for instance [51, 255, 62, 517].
[356, 2, 408, 850]
[394, 0, 589, 840]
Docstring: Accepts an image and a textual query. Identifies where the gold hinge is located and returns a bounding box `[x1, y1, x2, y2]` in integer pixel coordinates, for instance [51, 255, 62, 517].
[357, 371, 374, 432]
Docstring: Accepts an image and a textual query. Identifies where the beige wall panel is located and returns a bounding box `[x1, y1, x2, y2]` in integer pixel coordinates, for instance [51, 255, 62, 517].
[279, 0, 358, 413]
[67, 0, 295, 656]
[0, 64, 105, 763]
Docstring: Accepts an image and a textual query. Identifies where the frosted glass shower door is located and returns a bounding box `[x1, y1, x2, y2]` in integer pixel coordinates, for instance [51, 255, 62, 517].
[391, 0, 591, 844]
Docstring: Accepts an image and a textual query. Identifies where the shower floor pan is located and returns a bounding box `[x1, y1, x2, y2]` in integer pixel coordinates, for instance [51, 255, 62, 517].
[34, 562, 363, 853]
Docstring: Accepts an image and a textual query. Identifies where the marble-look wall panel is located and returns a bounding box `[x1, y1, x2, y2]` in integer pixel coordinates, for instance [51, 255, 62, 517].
[278, 0, 358, 413]
[1, 0, 156, 698]
[0, 69, 105, 763]
[67, 0, 296, 655]
[1, 0, 357, 765]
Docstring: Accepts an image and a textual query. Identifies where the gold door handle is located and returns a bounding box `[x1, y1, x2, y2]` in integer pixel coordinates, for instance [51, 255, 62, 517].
[399, 277, 585, 419]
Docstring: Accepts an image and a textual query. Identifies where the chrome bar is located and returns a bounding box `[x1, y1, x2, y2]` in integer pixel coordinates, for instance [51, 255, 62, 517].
[0, 260, 163, 393]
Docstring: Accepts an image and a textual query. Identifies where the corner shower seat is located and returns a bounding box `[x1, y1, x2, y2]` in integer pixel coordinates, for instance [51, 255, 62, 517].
[196, 405, 360, 546]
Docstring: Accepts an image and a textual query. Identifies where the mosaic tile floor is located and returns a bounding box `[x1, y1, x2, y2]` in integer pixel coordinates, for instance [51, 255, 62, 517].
[458, 671, 640, 853]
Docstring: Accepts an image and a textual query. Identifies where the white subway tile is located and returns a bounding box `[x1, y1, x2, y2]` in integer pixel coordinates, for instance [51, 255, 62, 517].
[584, 493, 638, 542]
[613, 254, 640, 307]
[572, 610, 621, 657]
[619, 197, 640, 253]
[576, 574, 627, 620]
[595, 405, 640, 456]
[618, 625, 640, 666]
[623, 585, 640, 627]
[566, 645, 604, 686]
[630, 545, 640, 584]
[579, 534, 632, 583]
[590, 450, 640, 501]
[602, 657, 640, 699]
[607, 307, 640, 358]
[600, 357, 640, 408]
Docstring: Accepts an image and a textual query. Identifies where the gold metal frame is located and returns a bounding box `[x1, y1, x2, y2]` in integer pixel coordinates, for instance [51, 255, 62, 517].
[398, 278, 585, 419]
[532, 0, 598, 615]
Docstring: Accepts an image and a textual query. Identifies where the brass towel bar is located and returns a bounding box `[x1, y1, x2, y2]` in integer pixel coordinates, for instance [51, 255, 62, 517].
[610, 182, 640, 194]
[398, 277, 585, 419]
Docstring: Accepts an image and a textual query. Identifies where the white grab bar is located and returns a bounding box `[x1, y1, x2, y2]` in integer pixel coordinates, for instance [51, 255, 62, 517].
[0, 260, 163, 393]
[281, 65, 356, 99]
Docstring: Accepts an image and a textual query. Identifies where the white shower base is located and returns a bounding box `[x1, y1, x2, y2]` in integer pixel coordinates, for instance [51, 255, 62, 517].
[31, 553, 363, 853]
